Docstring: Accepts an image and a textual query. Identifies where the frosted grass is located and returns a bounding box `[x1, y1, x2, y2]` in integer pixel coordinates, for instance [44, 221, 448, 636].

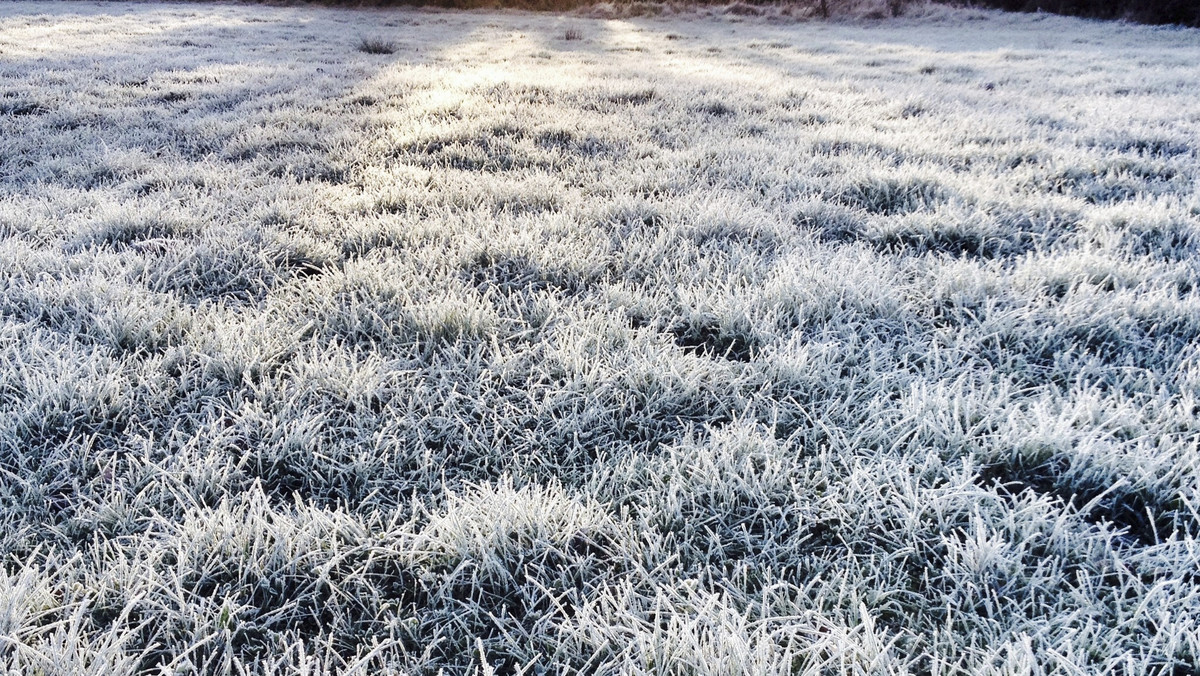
[0, 2, 1198, 673]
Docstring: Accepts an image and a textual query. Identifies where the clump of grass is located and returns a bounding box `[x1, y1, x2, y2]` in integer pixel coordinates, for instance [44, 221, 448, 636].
[608, 88, 656, 105]
[357, 37, 396, 55]
[696, 100, 735, 117]
[0, 99, 46, 116]
[563, 27, 582, 41]
[836, 173, 949, 215]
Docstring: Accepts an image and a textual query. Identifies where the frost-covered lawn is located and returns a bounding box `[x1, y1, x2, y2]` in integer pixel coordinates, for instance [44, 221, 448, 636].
[1, 1, 1199, 673]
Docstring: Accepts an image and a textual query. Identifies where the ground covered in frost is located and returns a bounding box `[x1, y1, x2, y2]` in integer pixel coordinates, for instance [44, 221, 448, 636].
[1, 2, 1199, 673]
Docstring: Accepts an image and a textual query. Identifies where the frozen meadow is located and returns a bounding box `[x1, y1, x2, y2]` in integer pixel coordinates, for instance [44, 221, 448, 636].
[1, 1, 1199, 673]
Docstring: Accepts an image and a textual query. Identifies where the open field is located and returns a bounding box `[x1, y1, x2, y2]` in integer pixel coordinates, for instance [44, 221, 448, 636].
[1, 2, 1199, 673]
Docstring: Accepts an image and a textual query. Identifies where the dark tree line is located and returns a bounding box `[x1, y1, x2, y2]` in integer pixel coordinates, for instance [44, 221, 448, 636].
[955, 0, 1200, 26]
